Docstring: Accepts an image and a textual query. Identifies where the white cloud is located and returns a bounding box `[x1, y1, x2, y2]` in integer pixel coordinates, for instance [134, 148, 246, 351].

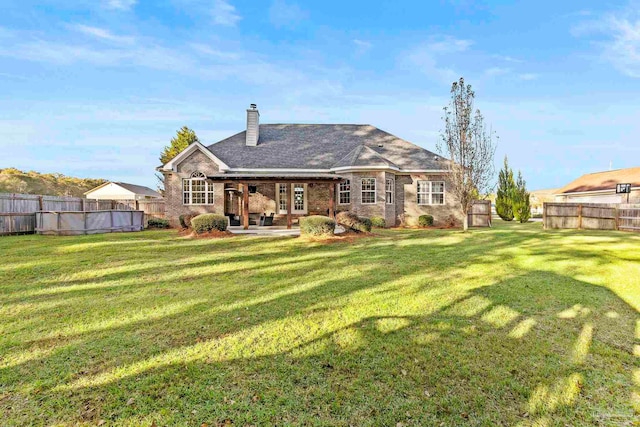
[104, 0, 137, 11]
[353, 39, 373, 53]
[269, 0, 308, 29]
[71, 24, 135, 44]
[491, 54, 524, 63]
[212, 0, 241, 27]
[518, 73, 539, 80]
[190, 43, 241, 61]
[401, 36, 472, 83]
[485, 67, 511, 76]
[573, 7, 640, 78]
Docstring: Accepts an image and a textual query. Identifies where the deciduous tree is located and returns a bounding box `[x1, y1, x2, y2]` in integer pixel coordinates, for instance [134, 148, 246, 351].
[438, 77, 497, 231]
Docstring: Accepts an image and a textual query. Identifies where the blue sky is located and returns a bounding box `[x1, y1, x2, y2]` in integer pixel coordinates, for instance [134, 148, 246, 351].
[1, 0, 639, 190]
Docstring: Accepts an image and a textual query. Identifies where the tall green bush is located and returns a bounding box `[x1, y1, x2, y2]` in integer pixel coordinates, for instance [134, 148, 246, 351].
[496, 157, 516, 221]
[513, 171, 531, 223]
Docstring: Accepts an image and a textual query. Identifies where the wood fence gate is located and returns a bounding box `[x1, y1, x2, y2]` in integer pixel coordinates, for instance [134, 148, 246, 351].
[468, 200, 492, 227]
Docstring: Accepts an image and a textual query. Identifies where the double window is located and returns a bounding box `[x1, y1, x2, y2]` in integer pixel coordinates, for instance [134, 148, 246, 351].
[385, 179, 394, 204]
[417, 181, 445, 205]
[361, 178, 376, 204]
[338, 179, 351, 204]
[183, 171, 214, 205]
[276, 183, 307, 214]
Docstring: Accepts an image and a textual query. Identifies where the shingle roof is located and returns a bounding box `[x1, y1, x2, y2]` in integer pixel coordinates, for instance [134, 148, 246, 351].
[113, 182, 162, 198]
[206, 124, 444, 170]
[557, 167, 640, 194]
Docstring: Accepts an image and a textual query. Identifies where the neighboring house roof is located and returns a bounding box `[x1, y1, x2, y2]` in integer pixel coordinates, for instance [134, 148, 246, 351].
[206, 124, 445, 171]
[85, 182, 162, 198]
[556, 167, 640, 194]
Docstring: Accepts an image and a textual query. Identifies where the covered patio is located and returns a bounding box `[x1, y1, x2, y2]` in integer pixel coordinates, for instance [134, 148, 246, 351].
[207, 173, 343, 230]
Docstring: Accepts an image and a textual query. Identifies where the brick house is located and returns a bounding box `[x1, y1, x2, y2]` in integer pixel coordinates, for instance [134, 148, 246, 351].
[159, 104, 462, 228]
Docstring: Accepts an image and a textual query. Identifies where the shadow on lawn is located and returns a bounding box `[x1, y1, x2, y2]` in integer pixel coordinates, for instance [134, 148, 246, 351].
[1, 226, 638, 426]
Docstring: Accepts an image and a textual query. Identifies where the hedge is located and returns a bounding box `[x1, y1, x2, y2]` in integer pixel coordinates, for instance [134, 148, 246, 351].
[300, 215, 336, 236]
[418, 215, 434, 227]
[191, 214, 228, 234]
[336, 211, 372, 233]
[147, 218, 170, 229]
[370, 216, 386, 228]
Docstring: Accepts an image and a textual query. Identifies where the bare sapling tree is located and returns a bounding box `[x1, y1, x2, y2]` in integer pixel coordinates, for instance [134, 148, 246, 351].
[437, 77, 497, 231]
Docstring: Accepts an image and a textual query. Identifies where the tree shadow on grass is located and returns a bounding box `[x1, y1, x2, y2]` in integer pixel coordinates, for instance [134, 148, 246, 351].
[2, 259, 638, 427]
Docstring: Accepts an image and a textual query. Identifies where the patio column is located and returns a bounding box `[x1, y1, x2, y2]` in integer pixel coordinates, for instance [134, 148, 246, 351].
[242, 182, 249, 230]
[287, 183, 292, 229]
[329, 182, 335, 219]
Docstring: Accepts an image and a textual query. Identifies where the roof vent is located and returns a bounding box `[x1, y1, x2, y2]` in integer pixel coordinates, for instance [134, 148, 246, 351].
[377, 143, 383, 148]
[434, 156, 439, 161]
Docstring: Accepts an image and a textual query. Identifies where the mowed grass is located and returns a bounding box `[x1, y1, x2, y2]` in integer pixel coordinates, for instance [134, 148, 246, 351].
[0, 222, 639, 426]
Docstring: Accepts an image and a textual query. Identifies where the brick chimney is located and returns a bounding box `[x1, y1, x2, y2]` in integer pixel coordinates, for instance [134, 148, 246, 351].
[246, 103, 259, 146]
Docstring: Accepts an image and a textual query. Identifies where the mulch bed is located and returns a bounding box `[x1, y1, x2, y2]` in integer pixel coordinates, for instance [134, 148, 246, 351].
[300, 230, 375, 244]
[177, 228, 235, 239]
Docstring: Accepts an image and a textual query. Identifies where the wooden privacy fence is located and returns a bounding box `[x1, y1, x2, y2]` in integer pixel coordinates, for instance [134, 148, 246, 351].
[543, 202, 640, 231]
[0, 193, 164, 235]
[468, 200, 492, 227]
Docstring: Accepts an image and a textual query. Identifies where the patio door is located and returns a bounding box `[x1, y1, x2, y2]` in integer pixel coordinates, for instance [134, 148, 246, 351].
[276, 183, 307, 214]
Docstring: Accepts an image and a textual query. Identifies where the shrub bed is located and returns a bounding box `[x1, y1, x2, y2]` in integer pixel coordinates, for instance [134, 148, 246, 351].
[191, 214, 228, 234]
[418, 215, 434, 227]
[370, 216, 386, 228]
[300, 215, 336, 236]
[147, 218, 170, 229]
[336, 211, 372, 233]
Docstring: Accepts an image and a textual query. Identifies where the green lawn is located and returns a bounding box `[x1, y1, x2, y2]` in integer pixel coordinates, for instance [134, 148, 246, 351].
[1, 222, 639, 426]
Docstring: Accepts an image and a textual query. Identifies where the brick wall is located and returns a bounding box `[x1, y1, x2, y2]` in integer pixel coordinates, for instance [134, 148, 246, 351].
[398, 174, 464, 227]
[163, 150, 224, 225]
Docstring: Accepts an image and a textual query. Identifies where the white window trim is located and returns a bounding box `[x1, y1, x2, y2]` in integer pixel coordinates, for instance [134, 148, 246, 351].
[385, 178, 394, 205]
[183, 172, 215, 205]
[275, 183, 308, 214]
[338, 179, 351, 205]
[417, 180, 446, 206]
[361, 178, 377, 205]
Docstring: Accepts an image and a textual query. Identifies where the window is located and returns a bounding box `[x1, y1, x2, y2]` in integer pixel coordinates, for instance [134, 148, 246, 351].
[183, 171, 214, 205]
[248, 185, 257, 194]
[338, 179, 351, 204]
[293, 184, 305, 212]
[278, 183, 288, 213]
[276, 183, 307, 214]
[361, 178, 376, 204]
[385, 178, 394, 204]
[417, 180, 445, 205]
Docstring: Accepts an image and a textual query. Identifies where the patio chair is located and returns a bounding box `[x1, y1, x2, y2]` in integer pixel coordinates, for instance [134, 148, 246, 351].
[260, 212, 275, 226]
[227, 214, 241, 226]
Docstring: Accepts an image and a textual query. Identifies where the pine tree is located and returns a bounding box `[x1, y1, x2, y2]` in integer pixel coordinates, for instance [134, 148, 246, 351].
[513, 170, 531, 223]
[495, 156, 516, 221]
[159, 126, 199, 165]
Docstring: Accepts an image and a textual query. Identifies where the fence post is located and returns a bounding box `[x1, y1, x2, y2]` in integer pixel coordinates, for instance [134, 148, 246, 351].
[543, 203, 547, 229]
[110, 210, 114, 233]
[111, 200, 116, 210]
[81, 198, 85, 212]
[84, 211, 88, 235]
[577, 204, 583, 230]
[615, 206, 620, 231]
[38, 195, 44, 211]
